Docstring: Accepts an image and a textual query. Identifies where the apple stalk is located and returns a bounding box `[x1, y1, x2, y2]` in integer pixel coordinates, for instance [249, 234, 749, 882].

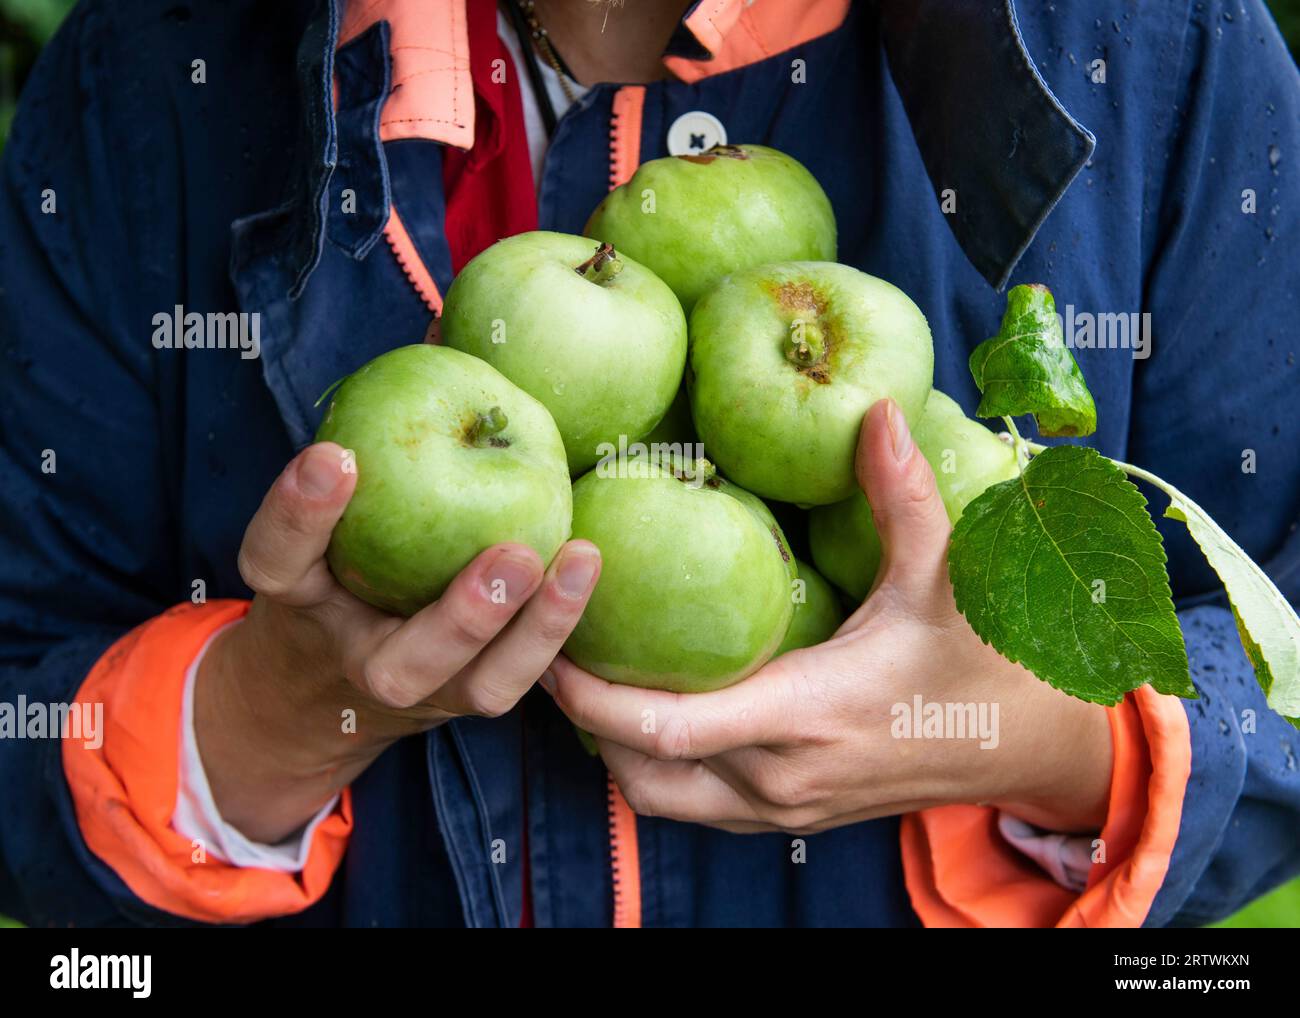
[785, 319, 827, 369]
[575, 243, 624, 286]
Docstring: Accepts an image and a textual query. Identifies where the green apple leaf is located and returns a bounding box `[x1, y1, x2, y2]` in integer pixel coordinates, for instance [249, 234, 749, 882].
[968, 284, 1097, 437]
[1163, 497, 1300, 726]
[948, 444, 1193, 705]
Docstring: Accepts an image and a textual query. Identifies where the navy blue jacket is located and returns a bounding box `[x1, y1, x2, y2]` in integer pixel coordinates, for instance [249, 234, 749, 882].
[1, 0, 1298, 927]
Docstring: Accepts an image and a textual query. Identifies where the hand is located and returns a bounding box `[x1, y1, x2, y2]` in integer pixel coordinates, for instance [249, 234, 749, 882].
[197, 442, 601, 843]
[546, 400, 1112, 836]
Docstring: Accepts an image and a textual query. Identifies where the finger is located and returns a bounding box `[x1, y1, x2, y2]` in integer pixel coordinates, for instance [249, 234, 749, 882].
[546, 654, 792, 759]
[238, 442, 357, 607]
[358, 543, 544, 709]
[854, 399, 951, 602]
[600, 739, 763, 827]
[439, 540, 601, 718]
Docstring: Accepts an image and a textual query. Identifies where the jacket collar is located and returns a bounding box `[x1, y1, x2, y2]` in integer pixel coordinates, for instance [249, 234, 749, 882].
[877, 0, 1095, 289]
[252, 0, 1094, 297]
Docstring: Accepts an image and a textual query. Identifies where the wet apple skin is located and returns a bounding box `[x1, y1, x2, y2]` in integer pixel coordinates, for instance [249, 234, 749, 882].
[688, 262, 934, 506]
[564, 464, 797, 692]
[585, 144, 836, 313]
[441, 231, 686, 475]
[315, 345, 573, 616]
[809, 389, 1022, 601]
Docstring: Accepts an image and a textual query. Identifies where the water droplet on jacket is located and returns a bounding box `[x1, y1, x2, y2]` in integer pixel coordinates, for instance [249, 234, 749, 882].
[1268, 144, 1281, 168]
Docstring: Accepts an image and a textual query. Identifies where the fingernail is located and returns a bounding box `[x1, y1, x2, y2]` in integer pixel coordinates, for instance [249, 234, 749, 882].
[297, 446, 340, 498]
[539, 669, 557, 695]
[887, 400, 914, 463]
[556, 545, 599, 598]
[484, 552, 538, 603]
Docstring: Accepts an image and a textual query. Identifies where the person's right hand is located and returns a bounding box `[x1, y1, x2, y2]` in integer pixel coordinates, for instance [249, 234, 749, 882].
[195, 441, 601, 844]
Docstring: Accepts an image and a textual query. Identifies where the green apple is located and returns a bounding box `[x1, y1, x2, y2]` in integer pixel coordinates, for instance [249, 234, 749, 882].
[913, 389, 1025, 519]
[688, 262, 934, 506]
[441, 231, 687, 475]
[807, 492, 883, 604]
[584, 144, 836, 313]
[641, 384, 697, 449]
[776, 558, 845, 655]
[564, 456, 796, 692]
[315, 345, 572, 616]
[809, 389, 1022, 601]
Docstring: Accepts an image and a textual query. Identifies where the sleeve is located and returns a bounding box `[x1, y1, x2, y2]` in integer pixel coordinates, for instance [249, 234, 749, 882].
[65, 602, 352, 924]
[1127, 0, 1300, 928]
[902, 686, 1190, 927]
[901, 0, 1300, 927]
[0, 4, 349, 926]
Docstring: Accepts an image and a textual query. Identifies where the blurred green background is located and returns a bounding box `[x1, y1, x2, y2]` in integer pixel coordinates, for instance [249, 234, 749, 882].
[0, 0, 1297, 929]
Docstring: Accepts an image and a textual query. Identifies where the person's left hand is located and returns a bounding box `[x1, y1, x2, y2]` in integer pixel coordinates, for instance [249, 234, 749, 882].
[545, 399, 1114, 836]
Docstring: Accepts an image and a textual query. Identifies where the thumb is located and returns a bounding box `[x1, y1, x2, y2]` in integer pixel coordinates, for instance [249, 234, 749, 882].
[854, 399, 951, 601]
[237, 442, 358, 607]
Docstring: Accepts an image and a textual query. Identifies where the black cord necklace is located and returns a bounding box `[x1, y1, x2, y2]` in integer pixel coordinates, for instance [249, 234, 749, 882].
[504, 0, 580, 138]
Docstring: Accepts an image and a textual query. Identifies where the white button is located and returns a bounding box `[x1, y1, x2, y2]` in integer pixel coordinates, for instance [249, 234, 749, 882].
[666, 111, 727, 156]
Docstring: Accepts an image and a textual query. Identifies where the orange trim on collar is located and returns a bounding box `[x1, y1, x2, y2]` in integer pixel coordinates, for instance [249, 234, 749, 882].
[339, 0, 849, 148]
[340, 0, 474, 148]
[680, 0, 748, 55]
[665, 0, 850, 84]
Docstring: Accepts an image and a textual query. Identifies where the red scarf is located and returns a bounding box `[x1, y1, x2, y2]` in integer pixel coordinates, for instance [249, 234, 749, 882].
[440, 0, 539, 273]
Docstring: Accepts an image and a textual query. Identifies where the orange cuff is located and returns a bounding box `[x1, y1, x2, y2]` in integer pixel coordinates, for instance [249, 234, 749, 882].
[900, 685, 1192, 927]
[62, 600, 352, 924]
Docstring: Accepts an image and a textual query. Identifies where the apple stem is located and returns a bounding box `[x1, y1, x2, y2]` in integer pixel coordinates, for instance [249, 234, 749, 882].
[785, 319, 826, 368]
[467, 406, 509, 447]
[1025, 438, 1185, 501]
[575, 243, 624, 286]
[669, 454, 717, 487]
[708, 144, 749, 160]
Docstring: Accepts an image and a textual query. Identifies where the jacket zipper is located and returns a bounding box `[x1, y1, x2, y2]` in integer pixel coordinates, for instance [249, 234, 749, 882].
[382, 79, 648, 928]
[608, 772, 643, 928]
[383, 206, 444, 315]
[605, 84, 647, 929]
